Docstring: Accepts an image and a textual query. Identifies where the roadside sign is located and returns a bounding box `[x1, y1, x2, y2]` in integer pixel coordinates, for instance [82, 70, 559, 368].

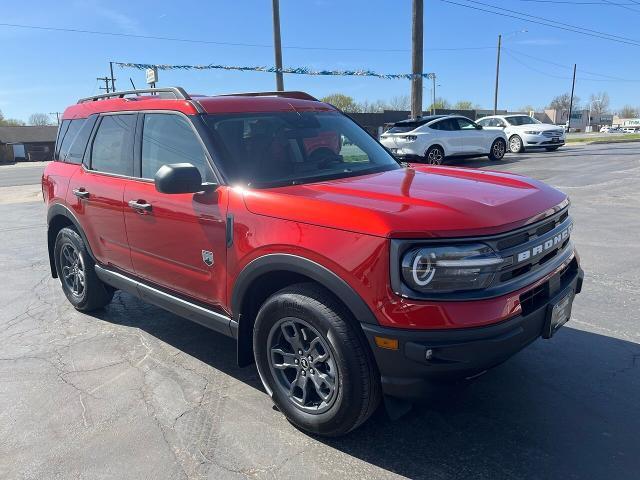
[146, 67, 158, 85]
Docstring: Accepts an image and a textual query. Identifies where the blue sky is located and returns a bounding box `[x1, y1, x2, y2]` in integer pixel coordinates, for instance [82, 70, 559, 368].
[1, 0, 639, 121]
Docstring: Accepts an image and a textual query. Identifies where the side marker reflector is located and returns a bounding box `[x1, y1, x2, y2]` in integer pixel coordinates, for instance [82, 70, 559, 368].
[374, 336, 399, 350]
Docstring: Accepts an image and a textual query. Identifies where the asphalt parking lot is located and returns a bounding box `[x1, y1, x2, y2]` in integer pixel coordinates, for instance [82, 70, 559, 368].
[1, 144, 639, 480]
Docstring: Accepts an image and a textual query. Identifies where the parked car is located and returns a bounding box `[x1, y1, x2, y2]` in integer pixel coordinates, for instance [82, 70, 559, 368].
[622, 127, 637, 133]
[379, 115, 508, 164]
[477, 114, 565, 153]
[43, 88, 583, 436]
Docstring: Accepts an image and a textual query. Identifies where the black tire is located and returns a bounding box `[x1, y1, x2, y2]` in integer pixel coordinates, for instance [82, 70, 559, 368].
[488, 138, 507, 161]
[253, 283, 381, 437]
[424, 145, 445, 165]
[54, 227, 114, 311]
[508, 135, 525, 153]
[545, 146, 560, 151]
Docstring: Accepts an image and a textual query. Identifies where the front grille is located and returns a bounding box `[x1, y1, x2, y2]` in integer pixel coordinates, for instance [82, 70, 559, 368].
[484, 206, 573, 290]
[542, 130, 563, 138]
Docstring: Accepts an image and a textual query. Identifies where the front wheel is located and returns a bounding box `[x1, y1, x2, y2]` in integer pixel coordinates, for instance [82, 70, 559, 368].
[253, 283, 380, 437]
[424, 145, 445, 165]
[488, 138, 507, 161]
[509, 135, 525, 153]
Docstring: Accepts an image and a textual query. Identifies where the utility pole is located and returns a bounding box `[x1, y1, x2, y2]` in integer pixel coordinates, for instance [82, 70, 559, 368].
[48, 112, 61, 125]
[97, 76, 111, 94]
[272, 0, 284, 91]
[432, 74, 437, 115]
[411, 0, 424, 118]
[109, 62, 117, 92]
[567, 63, 577, 133]
[493, 34, 502, 115]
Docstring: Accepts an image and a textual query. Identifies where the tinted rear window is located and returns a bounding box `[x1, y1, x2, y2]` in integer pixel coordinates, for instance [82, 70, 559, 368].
[66, 117, 97, 165]
[58, 119, 85, 162]
[387, 121, 426, 133]
[54, 120, 70, 161]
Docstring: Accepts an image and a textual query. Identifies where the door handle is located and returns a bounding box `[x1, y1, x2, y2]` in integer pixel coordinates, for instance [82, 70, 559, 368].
[72, 188, 90, 199]
[128, 199, 153, 214]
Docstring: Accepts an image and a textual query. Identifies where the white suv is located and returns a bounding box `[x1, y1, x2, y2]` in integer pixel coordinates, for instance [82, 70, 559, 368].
[476, 114, 565, 153]
[379, 115, 508, 164]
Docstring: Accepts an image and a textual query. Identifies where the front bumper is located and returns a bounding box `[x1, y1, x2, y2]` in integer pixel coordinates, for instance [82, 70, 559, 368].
[362, 264, 584, 399]
[522, 133, 565, 147]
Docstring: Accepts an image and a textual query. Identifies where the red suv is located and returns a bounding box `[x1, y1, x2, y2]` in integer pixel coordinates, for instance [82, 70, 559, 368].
[43, 87, 583, 436]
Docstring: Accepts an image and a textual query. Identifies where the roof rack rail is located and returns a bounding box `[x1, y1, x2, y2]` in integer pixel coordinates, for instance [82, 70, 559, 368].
[77, 87, 191, 104]
[218, 91, 318, 102]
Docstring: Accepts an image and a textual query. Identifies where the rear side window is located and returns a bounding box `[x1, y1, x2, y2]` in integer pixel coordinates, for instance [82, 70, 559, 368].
[90, 114, 136, 176]
[58, 119, 85, 161]
[54, 120, 70, 161]
[141, 113, 211, 180]
[430, 119, 458, 131]
[66, 116, 97, 165]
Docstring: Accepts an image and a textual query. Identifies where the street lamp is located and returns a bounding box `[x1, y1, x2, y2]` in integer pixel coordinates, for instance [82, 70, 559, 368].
[494, 29, 528, 115]
[428, 84, 442, 115]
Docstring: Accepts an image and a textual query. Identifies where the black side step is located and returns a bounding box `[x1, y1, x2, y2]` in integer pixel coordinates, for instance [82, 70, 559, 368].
[94, 265, 235, 338]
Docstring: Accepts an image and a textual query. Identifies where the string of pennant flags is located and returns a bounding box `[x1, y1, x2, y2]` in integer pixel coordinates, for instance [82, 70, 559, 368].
[115, 62, 436, 80]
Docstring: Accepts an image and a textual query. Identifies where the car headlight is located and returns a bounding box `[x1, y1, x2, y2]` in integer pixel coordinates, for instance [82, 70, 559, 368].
[400, 135, 417, 141]
[524, 130, 541, 135]
[401, 243, 504, 293]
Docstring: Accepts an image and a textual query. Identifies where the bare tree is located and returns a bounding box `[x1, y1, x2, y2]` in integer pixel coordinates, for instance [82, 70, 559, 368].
[357, 100, 387, 113]
[519, 104, 536, 113]
[387, 95, 410, 111]
[620, 105, 637, 118]
[589, 92, 610, 116]
[549, 93, 580, 111]
[28, 113, 53, 126]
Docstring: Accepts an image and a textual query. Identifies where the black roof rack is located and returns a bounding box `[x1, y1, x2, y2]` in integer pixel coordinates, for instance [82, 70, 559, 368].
[77, 87, 191, 104]
[217, 91, 318, 102]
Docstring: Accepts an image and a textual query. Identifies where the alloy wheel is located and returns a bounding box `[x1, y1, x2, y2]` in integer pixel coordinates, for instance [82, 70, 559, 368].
[493, 140, 506, 159]
[509, 137, 522, 152]
[60, 243, 85, 297]
[427, 148, 444, 165]
[267, 317, 338, 414]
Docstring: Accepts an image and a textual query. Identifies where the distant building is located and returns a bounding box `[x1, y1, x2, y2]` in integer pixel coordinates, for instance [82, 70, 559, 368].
[0, 126, 58, 163]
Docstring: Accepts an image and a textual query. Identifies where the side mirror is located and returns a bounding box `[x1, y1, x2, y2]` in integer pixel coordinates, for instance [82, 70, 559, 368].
[154, 163, 209, 194]
[475, 124, 483, 130]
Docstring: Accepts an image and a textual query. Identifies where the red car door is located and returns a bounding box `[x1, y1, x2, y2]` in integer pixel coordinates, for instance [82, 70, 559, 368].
[67, 113, 137, 272]
[123, 112, 228, 308]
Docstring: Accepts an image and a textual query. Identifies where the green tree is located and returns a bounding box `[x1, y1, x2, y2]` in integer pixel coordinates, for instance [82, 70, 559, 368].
[0, 110, 25, 126]
[452, 100, 474, 110]
[428, 97, 450, 111]
[320, 93, 360, 112]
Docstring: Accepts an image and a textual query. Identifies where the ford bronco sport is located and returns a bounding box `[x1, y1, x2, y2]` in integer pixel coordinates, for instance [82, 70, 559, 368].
[43, 87, 583, 437]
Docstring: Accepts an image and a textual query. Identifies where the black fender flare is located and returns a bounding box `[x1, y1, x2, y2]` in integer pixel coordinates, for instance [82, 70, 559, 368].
[232, 254, 380, 366]
[46, 203, 96, 276]
[231, 253, 378, 325]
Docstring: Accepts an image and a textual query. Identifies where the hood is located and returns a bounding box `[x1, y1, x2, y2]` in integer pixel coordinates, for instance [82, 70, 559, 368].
[242, 166, 567, 238]
[510, 123, 562, 132]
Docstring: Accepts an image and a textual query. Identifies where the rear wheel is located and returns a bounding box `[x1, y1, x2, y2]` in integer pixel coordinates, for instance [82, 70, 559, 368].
[253, 283, 380, 437]
[488, 138, 507, 161]
[54, 227, 114, 311]
[509, 135, 524, 153]
[424, 145, 445, 165]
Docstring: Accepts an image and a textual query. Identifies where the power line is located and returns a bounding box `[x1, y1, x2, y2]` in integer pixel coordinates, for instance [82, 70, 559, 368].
[437, 0, 640, 47]
[0, 21, 493, 53]
[463, 0, 640, 43]
[519, 0, 640, 4]
[503, 47, 640, 81]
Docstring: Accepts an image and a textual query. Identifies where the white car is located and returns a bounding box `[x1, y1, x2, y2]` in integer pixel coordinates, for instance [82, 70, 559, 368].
[379, 115, 508, 165]
[476, 114, 565, 153]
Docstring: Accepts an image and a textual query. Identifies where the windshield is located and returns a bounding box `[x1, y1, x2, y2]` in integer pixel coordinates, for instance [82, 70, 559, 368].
[505, 115, 541, 126]
[204, 111, 400, 187]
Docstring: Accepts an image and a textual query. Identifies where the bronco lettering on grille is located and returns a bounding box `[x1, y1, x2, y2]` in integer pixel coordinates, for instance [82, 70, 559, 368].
[516, 225, 572, 263]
